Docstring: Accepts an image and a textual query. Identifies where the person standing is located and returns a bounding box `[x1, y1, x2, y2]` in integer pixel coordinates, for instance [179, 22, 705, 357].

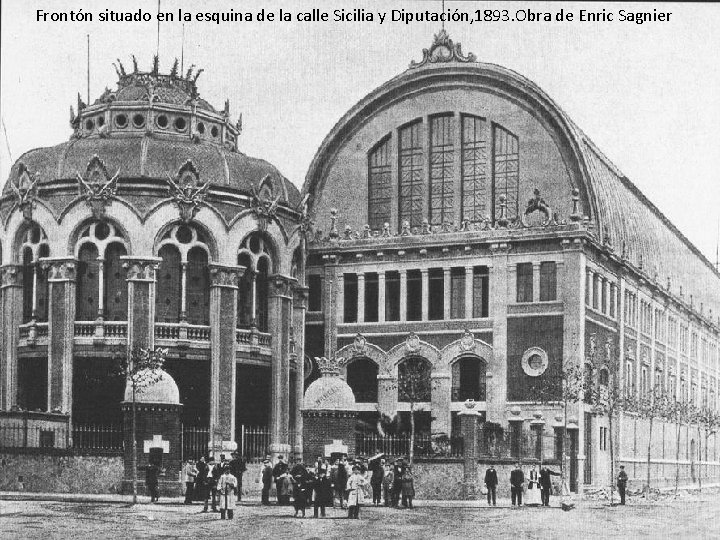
[195, 456, 209, 507]
[391, 457, 406, 508]
[369, 457, 385, 506]
[334, 457, 348, 509]
[510, 463, 525, 507]
[145, 462, 160, 503]
[525, 464, 541, 506]
[484, 464, 498, 506]
[346, 465, 366, 519]
[401, 466, 415, 509]
[260, 459, 273, 505]
[229, 452, 247, 502]
[539, 466, 561, 507]
[202, 456, 219, 512]
[290, 463, 310, 518]
[617, 465, 628, 505]
[382, 464, 394, 507]
[183, 459, 198, 504]
[218, 466, 238, 520]
[312, 467, 333, 518]
[272, 455, 289, 505]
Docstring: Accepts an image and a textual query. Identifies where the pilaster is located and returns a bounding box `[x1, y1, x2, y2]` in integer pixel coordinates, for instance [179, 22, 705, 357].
[378, 271, 386, 323]
[357, 272, 365, 323]
[42, 257, 77, 414]
[0, 265, 22, 410]
[208, 264, 244, 451]
[488, 243, 509, 423]
[421, 268, 429, 321]
[443, 267, 451, 320]
[431, 372, 451, 435]
[292, 285, 309, 460]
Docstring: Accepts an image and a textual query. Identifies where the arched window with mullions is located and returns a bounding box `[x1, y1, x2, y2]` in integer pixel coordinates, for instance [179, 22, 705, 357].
[18, 223, 50, 323]
[236, 232, 275, 332]
[398, 356, 432, 403]
[155, 224, 212, 325]
[368, 137, 391, 231]
[75, 222, 128, 321]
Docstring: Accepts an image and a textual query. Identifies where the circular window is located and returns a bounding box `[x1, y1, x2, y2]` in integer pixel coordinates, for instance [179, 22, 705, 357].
[115, 114, 128, 128]
[132, 114, 145, 128]
[174, 117, 187, 131]
[95, 222, 110, 241]
[156, 115, 169, 129]
[85, 119, 95, 131]
[97, 116, 105, 127]
[210, 126, 219, 138]
[176, 225, 193, 244]
[197, 122, 205, 134]
[521, 347, 549, 377]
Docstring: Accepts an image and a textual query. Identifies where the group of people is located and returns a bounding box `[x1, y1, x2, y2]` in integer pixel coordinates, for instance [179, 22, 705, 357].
[181, 452, 247, 519]
[484, 463, 561, 507]
[259, 454, 416, 519]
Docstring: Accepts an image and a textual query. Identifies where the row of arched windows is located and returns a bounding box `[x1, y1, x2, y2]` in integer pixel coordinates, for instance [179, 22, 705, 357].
[368, 114, 520, 230]
[15, 220, 284, 330]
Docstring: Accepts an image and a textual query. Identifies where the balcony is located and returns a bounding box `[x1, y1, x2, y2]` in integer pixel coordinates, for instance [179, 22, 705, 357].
[18, 322, 49, 347]
[73, 321, 128, 344]
[155, 322, 211, 346]
[235, 327, 272, 356]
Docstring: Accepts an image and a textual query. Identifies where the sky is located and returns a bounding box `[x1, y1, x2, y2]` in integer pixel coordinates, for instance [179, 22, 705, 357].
[1, 0, 719, 264]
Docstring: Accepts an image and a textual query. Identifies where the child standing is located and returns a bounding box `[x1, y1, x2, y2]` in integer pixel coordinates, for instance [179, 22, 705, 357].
[218, 466, 238, 519]
[312, 467, 333, 518]
[401, 466, 415, 509]
[346, 465, 366, 519]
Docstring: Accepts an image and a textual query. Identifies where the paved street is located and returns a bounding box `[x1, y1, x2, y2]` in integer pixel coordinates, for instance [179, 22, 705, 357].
[1, 494, 719, 539]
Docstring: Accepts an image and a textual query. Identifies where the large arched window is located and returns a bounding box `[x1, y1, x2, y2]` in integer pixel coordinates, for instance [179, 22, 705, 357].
[75, 222, 128, 321]
[155, 224, 211, 325]
[397, 356, 432, 403]
[237, 233, 275, 332]
[451, 356, 487, 402]
[18, 223, 50, 323]
[346, 357, 378, 403]
[368, 114, 520, 230]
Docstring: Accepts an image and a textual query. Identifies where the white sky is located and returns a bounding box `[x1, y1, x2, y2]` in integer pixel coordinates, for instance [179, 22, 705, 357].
[1, 0, 719, 264]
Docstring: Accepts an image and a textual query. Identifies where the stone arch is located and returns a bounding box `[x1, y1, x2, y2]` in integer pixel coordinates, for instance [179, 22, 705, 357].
[337, 339, 387, 374]
[440, 331, 494, 375]
[386, 334, 441, 377]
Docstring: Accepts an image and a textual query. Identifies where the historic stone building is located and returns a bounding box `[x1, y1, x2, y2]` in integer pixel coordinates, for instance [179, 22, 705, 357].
[302, 31, 720, 489]
[0, 58, 307, 459]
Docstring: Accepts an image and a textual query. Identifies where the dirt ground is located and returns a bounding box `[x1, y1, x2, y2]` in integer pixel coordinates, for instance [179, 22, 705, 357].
[1, 495, 719, 540]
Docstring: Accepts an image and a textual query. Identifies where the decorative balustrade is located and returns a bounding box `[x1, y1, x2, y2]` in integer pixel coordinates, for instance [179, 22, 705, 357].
[74, 321, 96, 337]
[103, 321, 128, 338]
[18, 322, 49, 344]
[187, 325, 210, 341]
[258, 333, 271, 347]
[154, 322, 211, 342]
[235, 328, 272, 350]
[155, 323, 181, 340]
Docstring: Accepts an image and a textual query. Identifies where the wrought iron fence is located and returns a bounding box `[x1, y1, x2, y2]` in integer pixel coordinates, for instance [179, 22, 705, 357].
[355, 433, 464, 459]
[182, 425, 209, 460]
[0, 423, 70, 449]
[72, 424, 123, 451]
[238, 425, 271, 462]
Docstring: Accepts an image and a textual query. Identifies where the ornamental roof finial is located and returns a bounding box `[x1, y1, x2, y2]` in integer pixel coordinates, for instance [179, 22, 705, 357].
[409, 29, 476, 69]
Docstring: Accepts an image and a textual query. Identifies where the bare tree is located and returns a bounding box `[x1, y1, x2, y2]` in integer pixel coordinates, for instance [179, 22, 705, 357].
[667, 399, 691, 497]
[114, 343, 168, 505]
[396, 357, 432, 465]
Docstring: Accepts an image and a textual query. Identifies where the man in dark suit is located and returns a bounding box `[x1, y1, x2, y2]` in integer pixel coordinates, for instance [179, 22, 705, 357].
[484, 464, 499, 506]
[510, 463, 525, 507]
[539, 466, 561, 506]
[229, 452, 247, 501]
[272, 455, 288, 505]
[617, 465, 628, 505]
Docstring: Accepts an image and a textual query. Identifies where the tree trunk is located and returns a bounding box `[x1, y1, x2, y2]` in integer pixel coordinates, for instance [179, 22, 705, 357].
[132, 384, 138, 505]
[697, 425, 703, 492]
[646, 417, 653, 495]
[409, 402, 415, 465]
[674, 421, 681, 497]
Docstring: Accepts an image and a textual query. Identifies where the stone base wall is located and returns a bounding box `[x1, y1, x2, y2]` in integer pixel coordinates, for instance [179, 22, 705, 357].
[0, 452, 124, 493]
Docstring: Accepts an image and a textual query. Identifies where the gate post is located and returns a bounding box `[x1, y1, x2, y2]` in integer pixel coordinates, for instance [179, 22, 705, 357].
[459, 399, 480, 499]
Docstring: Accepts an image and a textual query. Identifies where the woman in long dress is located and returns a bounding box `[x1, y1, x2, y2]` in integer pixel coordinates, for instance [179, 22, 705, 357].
[526, 464, 542, 506]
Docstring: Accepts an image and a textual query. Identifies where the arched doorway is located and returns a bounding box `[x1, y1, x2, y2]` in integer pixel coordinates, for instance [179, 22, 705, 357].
[346, 356, 378, 403]
[451, 355, 487, 402]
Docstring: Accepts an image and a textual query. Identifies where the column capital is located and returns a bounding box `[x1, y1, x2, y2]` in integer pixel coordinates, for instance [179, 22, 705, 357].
[269, 273, 298, 298]
[0, 264, 22, 288]
[292, 285, 310, 308]
[209, 263, 246, 289]
[121, 256, 162, 281]
[40, 257, 77, 282]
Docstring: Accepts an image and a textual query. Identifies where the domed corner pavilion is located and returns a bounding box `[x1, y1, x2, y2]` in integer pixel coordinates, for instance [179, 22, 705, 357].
[302, 356, 357, 463]
[121, 367, 183, 496]
[0, 56, 308, 462]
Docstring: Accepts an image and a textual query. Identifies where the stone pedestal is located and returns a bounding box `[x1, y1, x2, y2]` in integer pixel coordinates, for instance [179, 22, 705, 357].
[459, 401, 481, 499]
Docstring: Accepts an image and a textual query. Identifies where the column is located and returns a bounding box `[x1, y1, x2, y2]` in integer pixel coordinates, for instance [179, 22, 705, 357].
[336, 273, 344, 325]
[43, 258, 77, 414]
[532, 262, 541, 303]
[488, 243, 510, 423]
[585, 269, 592, 307]
[464, 265, 473, 319]
[323, 264, 338, 362]
[268, 274, 296, 459]
[122, 257, 161, 350]
[378, 271, 386, 323]
[208, 264, 244, 452]
[357, 272, 365, 323]
[292, 286, 309, 461]
[431, 372, 452, 435]
[97, 255, 105, 320]
[180, 262, 188, 321]
[421, 268, 429, 321]
[0, 266, 22, 410]
[400, 269, 407, 322]
[443, 267, 451, 320]
[459, 401, 481, 499]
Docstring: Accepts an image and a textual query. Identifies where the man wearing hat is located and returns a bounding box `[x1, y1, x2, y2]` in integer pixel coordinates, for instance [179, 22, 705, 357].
[229, 452, 247, 502]
[312, 466, 333, 518]
[202, 456, 219, 512]
[261, 458, 273, 505]
[272, 455, 289, 505]
[391, 457, 406, 508]
[617, 465, 628, 505]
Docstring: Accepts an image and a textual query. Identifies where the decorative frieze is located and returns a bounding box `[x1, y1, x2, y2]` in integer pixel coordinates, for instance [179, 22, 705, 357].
[41, 258, 77, 282]
[209, 264, 244, 288]
[0, 265, 22, 288]
[165, 160, 209, 223]
[269, 274, 297, 298]
[121, 256, 162, 281]
[76, 154, 119, 220]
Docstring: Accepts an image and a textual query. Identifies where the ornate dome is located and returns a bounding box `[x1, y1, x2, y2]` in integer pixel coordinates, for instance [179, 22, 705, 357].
[123, 368, 181, 405]
[2, 56, 301, 208]
[303, 357, 356, 411]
